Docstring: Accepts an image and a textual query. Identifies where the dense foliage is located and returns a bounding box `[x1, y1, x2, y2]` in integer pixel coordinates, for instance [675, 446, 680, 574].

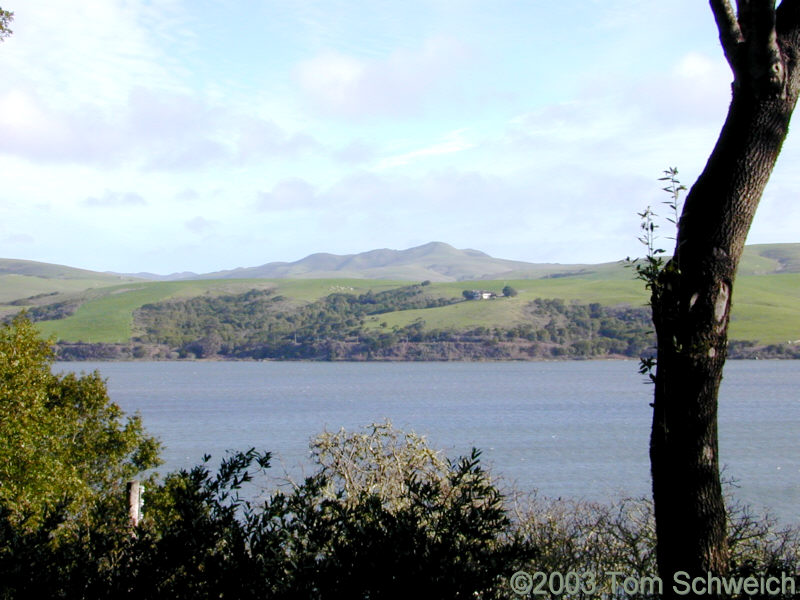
[1, 430, 535, 600]
[0, 316, 161, 527]
[16, 299, 79, 323]
[2, 422, 797, 599]
[128, 287, 655, 360]
[133, 284, 460, 355]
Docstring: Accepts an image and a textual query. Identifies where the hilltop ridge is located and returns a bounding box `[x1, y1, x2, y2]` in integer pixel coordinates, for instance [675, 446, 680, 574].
[177, 241, 556, 282]
[5, 242, 800, 284]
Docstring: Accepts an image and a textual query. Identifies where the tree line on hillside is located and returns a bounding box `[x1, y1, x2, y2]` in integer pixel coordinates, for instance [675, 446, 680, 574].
[123, 287, 657, 361]
[8, 282, 795, 362]
[13, 281, 791, 361]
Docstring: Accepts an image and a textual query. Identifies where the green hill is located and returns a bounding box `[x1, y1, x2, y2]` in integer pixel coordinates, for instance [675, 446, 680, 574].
[738, 243, 800, 274]
[0, 259, 140, 304]
[12, 272, 800, 348]
[32, 279, 408, 343]
[0, 258, 136, 280]
[2, 243, 799, 352]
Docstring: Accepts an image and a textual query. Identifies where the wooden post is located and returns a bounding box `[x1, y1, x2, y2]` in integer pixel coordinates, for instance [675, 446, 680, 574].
[127, 480, 143, 528]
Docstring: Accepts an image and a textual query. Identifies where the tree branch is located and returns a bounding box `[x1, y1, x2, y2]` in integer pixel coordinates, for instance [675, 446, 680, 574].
[710, 0, 744, 70]
[777, 0, 800, 38]
[776, 0, 800, 98]
[738, 0, 785, 94]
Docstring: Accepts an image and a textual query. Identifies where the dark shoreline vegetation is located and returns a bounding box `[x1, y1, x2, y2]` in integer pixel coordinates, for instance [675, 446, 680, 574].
[52, 338, 800, 362]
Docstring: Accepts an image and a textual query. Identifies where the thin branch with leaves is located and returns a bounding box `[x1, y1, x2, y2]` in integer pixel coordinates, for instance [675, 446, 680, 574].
[626, 168, 686, 384]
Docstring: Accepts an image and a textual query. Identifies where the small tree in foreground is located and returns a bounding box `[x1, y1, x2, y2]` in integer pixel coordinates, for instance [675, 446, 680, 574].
[0, 315, 161, 529]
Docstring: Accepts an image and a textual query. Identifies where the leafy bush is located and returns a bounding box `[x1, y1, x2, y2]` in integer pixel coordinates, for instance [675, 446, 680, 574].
[0, 444, 530, 598]
[0, 315, 161, 529]
[1, 420, 798, 599]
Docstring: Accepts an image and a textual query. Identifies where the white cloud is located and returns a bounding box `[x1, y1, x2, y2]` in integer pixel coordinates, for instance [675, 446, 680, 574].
[0, 2, 320, 171]
[233, 117, 319, 163]
[1, 233, 35, 245]
[640, 51, 732, 127]
[0, 83, 321, 170]
[256, 179, 319, 210]
[296, 36, 469, 117]
[185, 216, 217, 234]
[332, 139, 377, 164]
[175, 188, 200, 202]
[1, 0, 184, 108]
[378, 129, 475, 169]
[85, 190, 146, 208]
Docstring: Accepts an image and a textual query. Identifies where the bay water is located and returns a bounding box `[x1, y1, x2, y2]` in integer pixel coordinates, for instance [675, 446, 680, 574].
[55, 360, 799, 524]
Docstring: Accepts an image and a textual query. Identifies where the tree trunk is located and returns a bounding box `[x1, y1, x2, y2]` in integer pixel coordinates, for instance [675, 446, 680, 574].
[649, 1, 800, 595]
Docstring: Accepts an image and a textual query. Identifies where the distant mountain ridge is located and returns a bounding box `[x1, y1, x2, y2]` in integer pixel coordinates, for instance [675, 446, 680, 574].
[3, 242, 800, 283]
[0, 258, 139, 281]
[195, 241, 554, 282]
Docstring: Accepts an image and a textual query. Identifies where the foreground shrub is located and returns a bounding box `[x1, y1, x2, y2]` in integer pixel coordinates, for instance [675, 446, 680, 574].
[0, 315, 161, 531]
[1, 420, 797, 599]
[513, 492, 799, 599]
[0, 427, 532, 599]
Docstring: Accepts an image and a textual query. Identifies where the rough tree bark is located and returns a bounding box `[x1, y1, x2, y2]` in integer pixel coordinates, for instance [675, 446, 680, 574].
[650, 0, 800, 594]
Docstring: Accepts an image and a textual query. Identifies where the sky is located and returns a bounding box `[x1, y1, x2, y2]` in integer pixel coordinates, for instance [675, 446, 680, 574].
[2, 1, 800, 275]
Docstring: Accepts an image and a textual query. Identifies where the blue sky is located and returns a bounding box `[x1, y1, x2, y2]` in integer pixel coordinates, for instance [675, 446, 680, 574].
[2, 1, 799, 274]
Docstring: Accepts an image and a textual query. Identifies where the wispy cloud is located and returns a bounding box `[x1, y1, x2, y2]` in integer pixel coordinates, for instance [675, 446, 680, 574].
[84, 191, 146, 208]
[1, 233, 35, 245]
[185, 216, 217, 234]
[377, 129, 475, 169]
[0, 85, 321, 170]
[256, 179, 319, 210]
[296, 36, 469, 117]
[2, 0, 184, 107]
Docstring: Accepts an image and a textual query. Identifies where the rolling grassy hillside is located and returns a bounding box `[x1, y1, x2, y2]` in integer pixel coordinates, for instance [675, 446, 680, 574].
[360, 274, 800, 345]
[739, 243, 800, 274]
[0, 258, 137, 280]
[32, 279, 408, 343]
[3, 243, 799, 347]
[11, 272, 798, 346]
[0, 259, 140, 304]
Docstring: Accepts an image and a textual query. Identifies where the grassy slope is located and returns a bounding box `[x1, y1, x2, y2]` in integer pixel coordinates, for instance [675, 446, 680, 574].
[0, 258, 134, 280]
[27, 272, 800, 346]
[742, 243, 800, 273]
[34, 279, 407, 343]
[0, 274, 135, 304]
[38, 283, 182, 343]
[364, 278, 648, 332]
[727, 273, 800, 343]
[368, 275, 800, 345]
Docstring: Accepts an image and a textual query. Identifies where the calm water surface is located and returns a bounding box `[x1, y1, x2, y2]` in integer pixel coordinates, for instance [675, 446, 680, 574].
[55, 360, 800, 523]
